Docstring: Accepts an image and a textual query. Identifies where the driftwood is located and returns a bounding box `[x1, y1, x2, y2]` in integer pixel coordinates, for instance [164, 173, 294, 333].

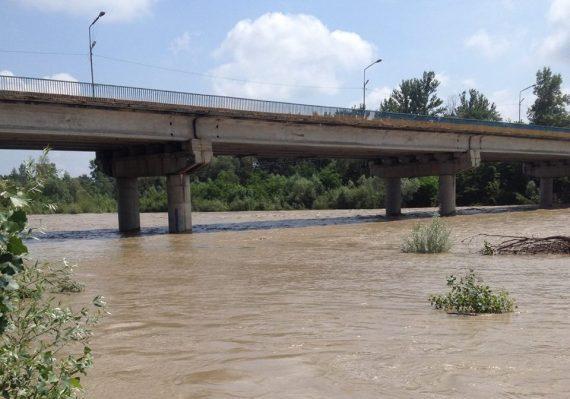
[465, 234, 570, 255]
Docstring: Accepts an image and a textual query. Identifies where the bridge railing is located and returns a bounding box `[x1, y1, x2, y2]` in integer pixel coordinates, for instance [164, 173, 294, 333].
[1, 74, 569, 134]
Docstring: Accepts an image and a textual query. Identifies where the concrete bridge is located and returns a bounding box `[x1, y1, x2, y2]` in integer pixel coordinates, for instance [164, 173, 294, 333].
[1, 75, 569, 233]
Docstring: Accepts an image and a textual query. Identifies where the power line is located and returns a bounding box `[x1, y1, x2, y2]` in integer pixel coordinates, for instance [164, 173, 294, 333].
[0, 48, 361, 91]
[93, 54, 361, 90]
[0, 49, 86, 57]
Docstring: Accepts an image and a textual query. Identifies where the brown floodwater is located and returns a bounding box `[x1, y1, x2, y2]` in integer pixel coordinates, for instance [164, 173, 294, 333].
[27, 207, 570, 398]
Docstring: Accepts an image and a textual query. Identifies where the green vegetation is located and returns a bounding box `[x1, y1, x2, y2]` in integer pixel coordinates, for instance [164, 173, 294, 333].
[429, 270, 516, 314]
[449, 89, 502, 121]
[1, 154, 104, 398]
[380, 71, 445, 116]
[528, 67, 570, 128]
[401, 217, 452, 254]
[1, 67, 568, 214]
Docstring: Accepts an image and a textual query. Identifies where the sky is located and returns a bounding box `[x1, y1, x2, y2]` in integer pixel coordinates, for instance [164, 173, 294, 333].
[0, 0, 569, 176]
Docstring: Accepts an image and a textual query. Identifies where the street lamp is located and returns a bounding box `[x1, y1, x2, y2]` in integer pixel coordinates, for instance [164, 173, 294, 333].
[518, 84, 536, 123]
[363, 58, 382, 111]
[89, 11, 105, 97]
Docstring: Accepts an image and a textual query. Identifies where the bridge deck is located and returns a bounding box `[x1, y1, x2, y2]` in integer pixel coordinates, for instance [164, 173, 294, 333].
[0, 75, 569, 160]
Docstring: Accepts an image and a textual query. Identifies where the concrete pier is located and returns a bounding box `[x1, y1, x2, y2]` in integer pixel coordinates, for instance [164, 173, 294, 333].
[438, 175, 456, 216]
[539, 177, 554, 209]
[117, 177, 140, 232]
[384, 177, 402, 217]
[167, 174, 192, 233]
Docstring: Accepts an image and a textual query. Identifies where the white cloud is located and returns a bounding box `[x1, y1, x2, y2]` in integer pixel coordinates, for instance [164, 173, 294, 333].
[548, 0, 570, 24]
[491, 89, 533, 122]
[461, 78, 477, 88]
[43, 73, 77, 82]
[540, 0, 570, 62]
[14, 0, 155, 22]
[464, 30, 510, 59]
[210, 12, 375, 100]
[365, 86, 391, 110]
[351, 86, 391, 110]
[435, 72, 450, 87]
[169, 32, 192, 54]
[0, 70, 14, 76]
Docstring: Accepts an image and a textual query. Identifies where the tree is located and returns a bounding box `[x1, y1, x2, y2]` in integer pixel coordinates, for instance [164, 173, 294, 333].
[528, 67, 570, 127]
[449, 89, 501, 121]
[380, 71, 445, 116]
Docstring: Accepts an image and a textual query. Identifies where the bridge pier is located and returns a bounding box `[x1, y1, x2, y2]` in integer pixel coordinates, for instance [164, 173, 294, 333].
[523, 161, 570, 209]
[97, 139, 212, 234]
[117, 177, 140, 232]
[539, 178, 554, 209]
[438, 175, 457, 216]
[167, 174, 192, 233]
[384, 177, 402, 217]
[371, 151, 480, 218]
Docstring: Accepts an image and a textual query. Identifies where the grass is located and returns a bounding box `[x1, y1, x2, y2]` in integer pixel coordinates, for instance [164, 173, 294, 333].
[401, 217, 452, 254]
[429, 270, 516, 314]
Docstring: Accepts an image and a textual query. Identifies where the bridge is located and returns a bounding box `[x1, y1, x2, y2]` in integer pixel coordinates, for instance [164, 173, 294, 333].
[1, 75, 569, 233]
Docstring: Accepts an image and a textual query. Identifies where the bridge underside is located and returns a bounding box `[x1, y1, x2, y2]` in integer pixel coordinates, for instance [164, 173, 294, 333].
[1, 92, 569, 233]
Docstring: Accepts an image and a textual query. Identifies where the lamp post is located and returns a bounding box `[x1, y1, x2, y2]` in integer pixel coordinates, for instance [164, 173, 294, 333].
[363, 58, 382, 111]
[518, 84, 536, 123]
[89, 11, 105, 97]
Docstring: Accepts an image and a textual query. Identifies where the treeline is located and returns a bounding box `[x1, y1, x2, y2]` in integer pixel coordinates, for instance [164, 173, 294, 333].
[2, 67, 569, 214]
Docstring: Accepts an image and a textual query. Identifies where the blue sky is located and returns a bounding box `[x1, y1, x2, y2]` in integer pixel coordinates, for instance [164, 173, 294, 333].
[1, 0, 569, 175]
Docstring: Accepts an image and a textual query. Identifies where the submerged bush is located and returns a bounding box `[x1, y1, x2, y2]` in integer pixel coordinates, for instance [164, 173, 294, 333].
[429, 270, 515, 314]
[401, 217, 452, 253]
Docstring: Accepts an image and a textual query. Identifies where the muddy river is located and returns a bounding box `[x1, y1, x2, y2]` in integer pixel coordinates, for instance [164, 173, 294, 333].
[28, 207, 570, 398]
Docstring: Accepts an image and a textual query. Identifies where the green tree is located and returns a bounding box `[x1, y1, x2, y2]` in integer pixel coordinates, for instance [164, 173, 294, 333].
[450, 89, 501, 121]
[528, 67, 570, 127]
[380, 71, 445, 116]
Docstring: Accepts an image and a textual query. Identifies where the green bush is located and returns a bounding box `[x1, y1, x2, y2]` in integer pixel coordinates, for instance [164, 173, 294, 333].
[401, 217, 452, 253]
[429, 270, 515, 314]
[1, 153, 104, 398]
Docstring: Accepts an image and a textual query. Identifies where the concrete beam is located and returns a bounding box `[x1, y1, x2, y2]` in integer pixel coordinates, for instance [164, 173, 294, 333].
[98, 139, 213, 178]
[117, 177, 140, 232]
[370, 151, 481, 178]
[439, 175, 457, 216]
[167, 174, 192, 233]
[3, 99, 570, 160]
[523, 160, 570, 178]
[384, 177, 402, 217]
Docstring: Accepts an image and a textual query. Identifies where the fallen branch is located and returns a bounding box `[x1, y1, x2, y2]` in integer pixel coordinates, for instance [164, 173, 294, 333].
[464, 234, 570, 255]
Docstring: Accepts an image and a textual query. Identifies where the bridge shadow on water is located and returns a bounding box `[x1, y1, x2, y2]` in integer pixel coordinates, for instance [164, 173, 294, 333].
[34, 205, 538, 242]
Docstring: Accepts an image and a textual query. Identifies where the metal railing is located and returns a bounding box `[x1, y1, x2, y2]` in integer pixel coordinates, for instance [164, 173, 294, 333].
[1, 74, 569, 133]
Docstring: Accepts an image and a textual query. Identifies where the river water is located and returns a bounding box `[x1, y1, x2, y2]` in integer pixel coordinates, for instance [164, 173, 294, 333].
[28, 207, 570, 398]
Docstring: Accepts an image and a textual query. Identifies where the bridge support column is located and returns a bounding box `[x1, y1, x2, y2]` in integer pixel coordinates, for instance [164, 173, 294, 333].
[438, 175, 456, 216]
[539, 177, 554, 209]
[370, 151, 480, 218]
[167, 174, 192, 233]
[384, 177, 402, 217]
[117, 177, 140, 232]
[523, 160, 570, 209]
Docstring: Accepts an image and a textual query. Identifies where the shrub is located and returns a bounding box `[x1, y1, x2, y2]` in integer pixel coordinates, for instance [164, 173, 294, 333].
[1, 152, 105, 398]
[429, 270, 515, 314]
[401, 217, 452, 253]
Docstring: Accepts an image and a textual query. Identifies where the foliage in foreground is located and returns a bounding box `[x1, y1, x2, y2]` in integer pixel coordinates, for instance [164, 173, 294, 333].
[429, 270, 515, 314]
[1, 153, 104, 398]
[401, 217, 452, 254]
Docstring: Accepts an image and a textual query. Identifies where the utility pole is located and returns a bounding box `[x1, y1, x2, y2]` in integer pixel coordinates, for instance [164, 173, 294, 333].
[363, 58, 382, 112]
[89, 11, 105, 97]
[518, 84, 536, 123]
